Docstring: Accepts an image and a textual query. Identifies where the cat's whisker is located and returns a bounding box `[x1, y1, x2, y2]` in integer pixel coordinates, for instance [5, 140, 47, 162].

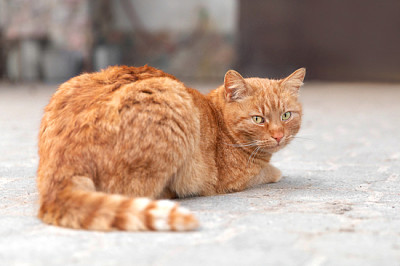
[247, 147, 257, 166]
[252, 139, 275, 149]
[223, 140, 260, 147]
[251, 147, 262, 164]
[224, 139, 270, 148]
[225, 143, 259, 148]
[247, 146, 262, 166]
[287, 136, 312, 141]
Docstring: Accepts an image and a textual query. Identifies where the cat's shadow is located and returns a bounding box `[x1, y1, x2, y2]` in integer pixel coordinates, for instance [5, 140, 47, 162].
[235, 174, 324, 198]
[178, 175, 319, 203]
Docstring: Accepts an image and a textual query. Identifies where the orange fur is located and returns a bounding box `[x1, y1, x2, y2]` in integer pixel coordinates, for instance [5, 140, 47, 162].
[37, 65, 305, 231]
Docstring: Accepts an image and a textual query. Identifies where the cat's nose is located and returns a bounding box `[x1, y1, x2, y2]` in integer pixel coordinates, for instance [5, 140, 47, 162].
[271, 132, 284, 143]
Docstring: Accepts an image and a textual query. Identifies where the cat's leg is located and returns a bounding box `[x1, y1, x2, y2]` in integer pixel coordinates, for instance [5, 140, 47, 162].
[108, 168, 179, 199]
[246, 163, 283, 188]
[262, 163, 283, 183]
[159, 187, 178, 199]
[110, 78, 200, 199]
[111, 125, 196, 200]
[215, 163, 282, 194]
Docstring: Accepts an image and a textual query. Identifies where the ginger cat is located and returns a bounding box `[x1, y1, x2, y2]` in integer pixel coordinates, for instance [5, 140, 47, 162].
[37, 65, 305, 231]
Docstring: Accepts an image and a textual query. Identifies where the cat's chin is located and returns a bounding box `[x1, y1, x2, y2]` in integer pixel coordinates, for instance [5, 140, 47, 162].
[266, 143, 287, 153]
[267, 147, 280, 154]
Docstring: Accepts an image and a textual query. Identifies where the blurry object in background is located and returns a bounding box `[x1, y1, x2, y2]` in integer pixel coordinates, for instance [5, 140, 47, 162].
[238, 0, 400, 82]
[1, 0, 400, 83]
[0, 31, 4, 79]
[42, 47, 83, 84]
[48, 0, 91, 60]
[105, 0, 238, 79]
[0, 0, 237, 82]
[6, 39, 41, 81]
[1, 0, 49, 81]
[1, 0, 91, 83]
[93, 45, 122, 72]
[90, 0, 121, 71]
[0, 0, 4, 79]
[3, 0, 49, 40]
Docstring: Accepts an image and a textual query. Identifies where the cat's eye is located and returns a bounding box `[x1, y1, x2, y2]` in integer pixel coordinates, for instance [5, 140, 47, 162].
[252, 116, 265, 124]
[281, 111, 292, 121]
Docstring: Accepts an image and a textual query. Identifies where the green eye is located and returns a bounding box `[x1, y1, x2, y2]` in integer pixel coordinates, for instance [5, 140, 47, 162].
[281, 111, 292, 121]
[252, 116, 265, 124]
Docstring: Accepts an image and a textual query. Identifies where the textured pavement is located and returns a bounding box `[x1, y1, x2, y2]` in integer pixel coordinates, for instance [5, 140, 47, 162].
[0, 82, 399, 266]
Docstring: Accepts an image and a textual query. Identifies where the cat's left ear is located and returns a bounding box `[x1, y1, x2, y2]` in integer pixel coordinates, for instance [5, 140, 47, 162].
[224, 70, 250, 102]
[281, 68, 306, 95]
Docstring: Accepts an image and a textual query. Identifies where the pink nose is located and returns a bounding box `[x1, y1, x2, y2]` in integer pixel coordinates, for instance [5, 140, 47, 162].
[271, 132, 284, 143]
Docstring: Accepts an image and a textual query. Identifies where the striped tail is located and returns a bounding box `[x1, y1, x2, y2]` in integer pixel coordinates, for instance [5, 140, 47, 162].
[38, 176, 199, 231]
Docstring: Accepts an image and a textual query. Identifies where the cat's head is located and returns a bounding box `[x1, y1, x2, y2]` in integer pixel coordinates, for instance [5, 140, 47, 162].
[222, 68, 305, 154]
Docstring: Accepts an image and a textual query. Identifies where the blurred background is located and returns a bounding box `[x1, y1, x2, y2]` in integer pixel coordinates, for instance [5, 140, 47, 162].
[0, 0, 400, 83]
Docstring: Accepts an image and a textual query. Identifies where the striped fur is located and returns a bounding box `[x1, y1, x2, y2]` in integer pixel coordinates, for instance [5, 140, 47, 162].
[37, 65, 305, 231]
[38, 176, 198, 231]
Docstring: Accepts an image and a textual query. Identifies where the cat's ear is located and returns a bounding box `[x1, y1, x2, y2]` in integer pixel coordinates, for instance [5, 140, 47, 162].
[224, 70, 250, 102]
[281, 68, 306, 95]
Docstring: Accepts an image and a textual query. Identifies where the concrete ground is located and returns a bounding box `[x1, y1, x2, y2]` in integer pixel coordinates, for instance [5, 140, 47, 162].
[0, 81, 399, 266]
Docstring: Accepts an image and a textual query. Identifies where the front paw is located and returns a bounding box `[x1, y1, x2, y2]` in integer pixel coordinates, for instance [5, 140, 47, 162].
[269, 165, 282, 183]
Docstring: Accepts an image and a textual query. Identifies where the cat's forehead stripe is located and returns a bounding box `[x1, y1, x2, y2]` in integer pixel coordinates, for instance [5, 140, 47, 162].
[259, 90, 282, 114]
[247, 78, 284, 113]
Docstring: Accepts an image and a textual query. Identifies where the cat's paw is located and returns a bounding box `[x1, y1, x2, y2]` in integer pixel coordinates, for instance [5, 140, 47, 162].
[269, 165, 282, 183]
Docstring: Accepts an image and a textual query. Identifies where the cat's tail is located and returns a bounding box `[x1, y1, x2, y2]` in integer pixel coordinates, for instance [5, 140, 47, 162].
[38, 176, 199, 231]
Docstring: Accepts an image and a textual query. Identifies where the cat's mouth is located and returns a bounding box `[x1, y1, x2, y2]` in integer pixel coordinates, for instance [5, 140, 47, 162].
[262, 139, 286, 152]
[267, 144, 282, 152]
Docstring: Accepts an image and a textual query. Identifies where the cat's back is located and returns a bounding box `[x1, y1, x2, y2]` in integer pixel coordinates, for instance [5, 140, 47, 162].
[44, 65, 180, 115]
[39, 65, 200, 170]
[41, 65, 193, 126]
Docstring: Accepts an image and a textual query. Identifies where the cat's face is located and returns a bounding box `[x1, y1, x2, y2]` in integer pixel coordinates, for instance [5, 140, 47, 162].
[223, 68, 305, 154]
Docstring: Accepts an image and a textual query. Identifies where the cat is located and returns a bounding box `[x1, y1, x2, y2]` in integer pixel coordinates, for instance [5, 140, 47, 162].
[37, 65, 305, 231]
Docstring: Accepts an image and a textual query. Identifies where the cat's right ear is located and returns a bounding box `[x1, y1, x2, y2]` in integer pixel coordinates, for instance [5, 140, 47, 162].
[224, 70, 249, 102]
[281, 68, 306, 96]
